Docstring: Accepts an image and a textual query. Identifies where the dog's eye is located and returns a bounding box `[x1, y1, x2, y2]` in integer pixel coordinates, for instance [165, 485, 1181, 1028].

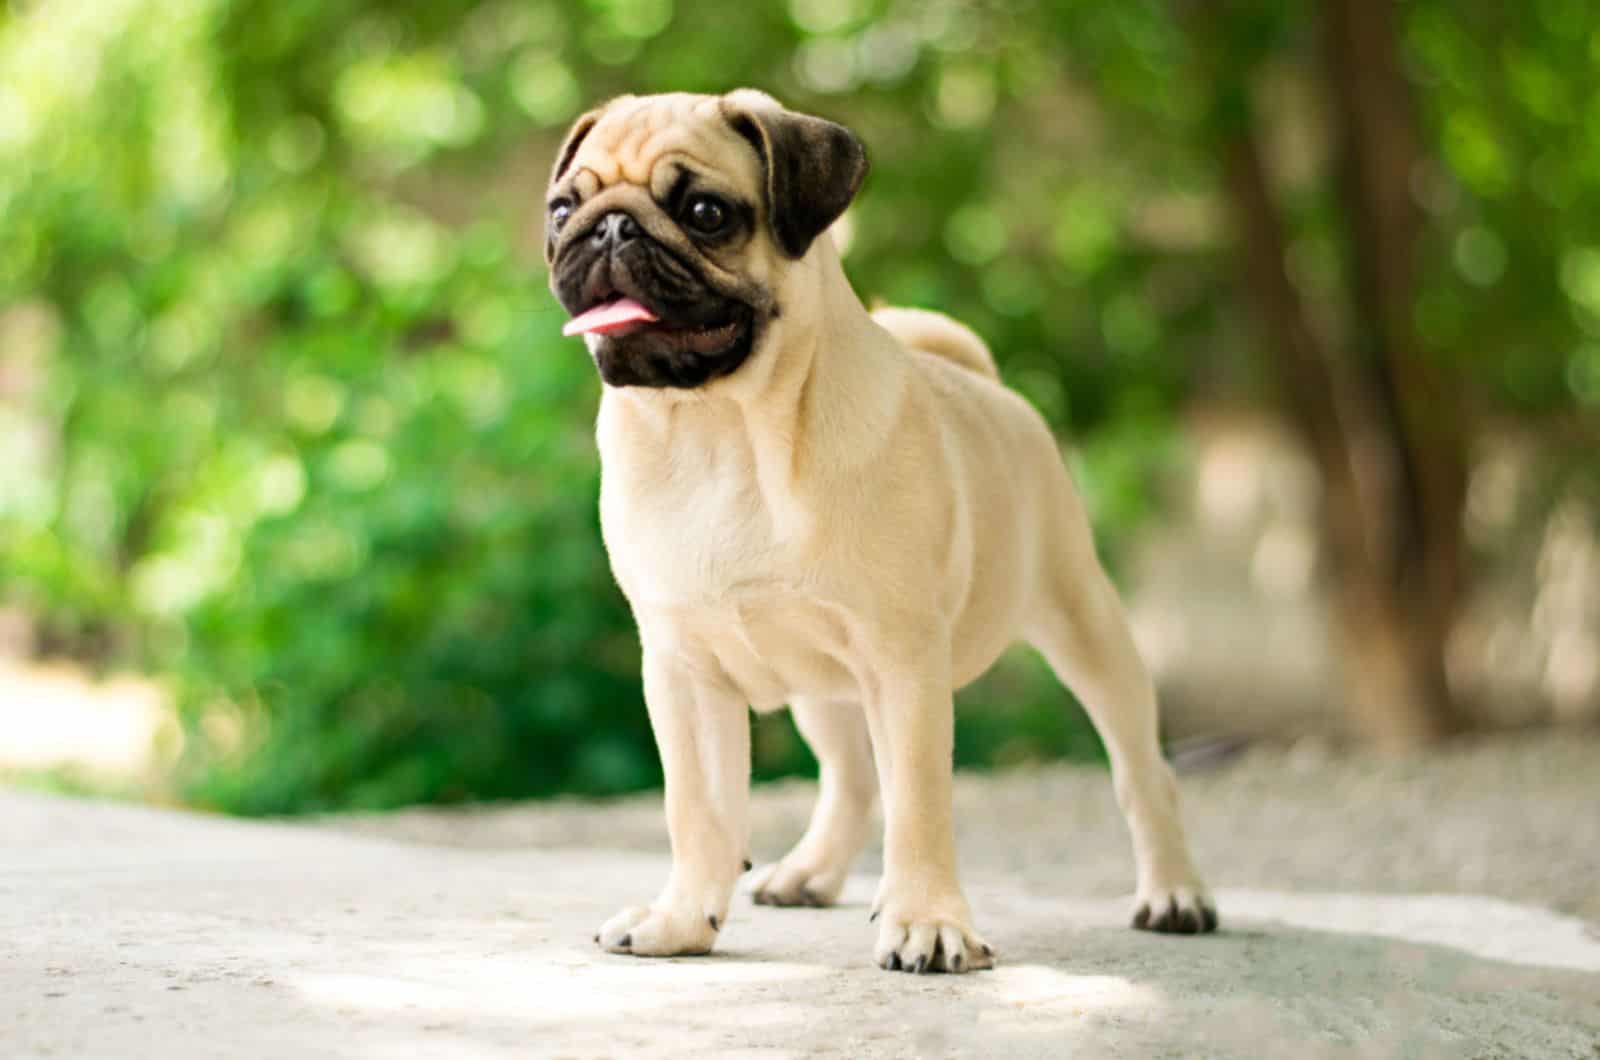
[684, 195, 728, 235]
[548, 200, 573, 232]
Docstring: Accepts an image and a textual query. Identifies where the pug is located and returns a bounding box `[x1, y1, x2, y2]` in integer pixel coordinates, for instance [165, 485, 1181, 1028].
[546, 90, 1216, 974]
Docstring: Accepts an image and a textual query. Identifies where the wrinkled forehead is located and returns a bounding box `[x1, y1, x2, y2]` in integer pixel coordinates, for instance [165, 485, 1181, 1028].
[561, 94, 762, 200]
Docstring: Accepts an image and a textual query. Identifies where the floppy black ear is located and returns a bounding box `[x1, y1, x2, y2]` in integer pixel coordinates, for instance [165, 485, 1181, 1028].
[550, 107, 606, 185]
[723, 99, 868, 259]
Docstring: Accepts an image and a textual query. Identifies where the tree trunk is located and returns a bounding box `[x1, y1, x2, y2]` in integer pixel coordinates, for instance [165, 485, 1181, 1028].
[1318, 0, 1467, 744]
[1201, 0, 1466, 748]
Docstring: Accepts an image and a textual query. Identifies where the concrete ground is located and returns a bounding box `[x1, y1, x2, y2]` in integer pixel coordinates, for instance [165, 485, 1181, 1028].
[4, 730, 1600, 1059]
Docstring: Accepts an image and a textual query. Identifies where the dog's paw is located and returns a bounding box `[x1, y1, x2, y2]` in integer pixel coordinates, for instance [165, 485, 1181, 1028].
[596, 901, 722, 957]
[870, 892, 994, 974]
[749, 855, 846, 908]
[1131, 879, 1218, 935]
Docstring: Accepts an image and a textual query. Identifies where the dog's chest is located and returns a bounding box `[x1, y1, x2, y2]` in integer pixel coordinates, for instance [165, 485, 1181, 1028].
[598, 402, 796, 602]
[679, 593, 860, 710]
[599, 426, 858, 708]
[606, 494, 857, 707]
[601, 451, 778, 603]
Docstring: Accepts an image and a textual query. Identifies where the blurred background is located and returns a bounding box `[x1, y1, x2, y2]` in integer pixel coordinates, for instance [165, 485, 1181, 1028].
[0, 0, 1596, 814]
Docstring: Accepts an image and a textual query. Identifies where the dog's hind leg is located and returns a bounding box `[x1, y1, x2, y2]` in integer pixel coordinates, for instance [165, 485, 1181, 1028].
[751, 698, 876, 908]
[1023, 486, 1218, 935]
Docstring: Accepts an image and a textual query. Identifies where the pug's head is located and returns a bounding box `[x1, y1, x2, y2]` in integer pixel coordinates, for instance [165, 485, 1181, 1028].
[545, 90, 867, 389]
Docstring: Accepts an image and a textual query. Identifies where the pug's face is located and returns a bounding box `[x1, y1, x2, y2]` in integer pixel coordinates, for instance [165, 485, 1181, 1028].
[545, 91, 867, 389]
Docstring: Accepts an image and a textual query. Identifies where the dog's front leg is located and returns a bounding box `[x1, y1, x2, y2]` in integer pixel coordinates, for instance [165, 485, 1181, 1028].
[862, 640, 994, 974]
[596, 649, 749, 957]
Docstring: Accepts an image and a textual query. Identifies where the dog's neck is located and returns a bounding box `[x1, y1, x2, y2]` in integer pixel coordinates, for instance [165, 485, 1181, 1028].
[599, 235, 908, 531]
[741, 235, 909, 457]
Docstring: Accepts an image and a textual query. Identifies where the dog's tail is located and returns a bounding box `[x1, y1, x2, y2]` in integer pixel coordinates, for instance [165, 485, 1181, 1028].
[871, 305, 999, 380]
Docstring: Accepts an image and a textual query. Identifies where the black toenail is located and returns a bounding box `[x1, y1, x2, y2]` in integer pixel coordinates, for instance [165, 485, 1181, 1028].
[888, 952, 902, 971]
[618, 934, 631, 949]
[593, 933, 600, 944]
[869, 909, 879, 923]
[742, 859, 753, 872]
[1176, 908, 1199, 934]
[1133, 904, 1152, 930]
[1202, 905, 1219, 933]
[914, 955, 928, 974]
[708, 914, 719, 931]
[951, 953, 964, 972]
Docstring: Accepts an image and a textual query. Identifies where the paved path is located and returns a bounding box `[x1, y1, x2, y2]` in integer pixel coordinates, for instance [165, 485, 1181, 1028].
[5, 731, 1600, 1058]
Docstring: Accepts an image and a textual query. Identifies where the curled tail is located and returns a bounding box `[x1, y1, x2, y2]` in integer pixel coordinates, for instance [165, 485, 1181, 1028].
[871, 305, 999, 380]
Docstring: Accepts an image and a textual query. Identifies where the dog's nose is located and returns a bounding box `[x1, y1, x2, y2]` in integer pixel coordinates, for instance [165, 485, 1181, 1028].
[590, 211, 641, 249]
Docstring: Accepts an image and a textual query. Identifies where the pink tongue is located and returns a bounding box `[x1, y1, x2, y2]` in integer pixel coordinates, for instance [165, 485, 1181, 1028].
[562, 297, 659, 337]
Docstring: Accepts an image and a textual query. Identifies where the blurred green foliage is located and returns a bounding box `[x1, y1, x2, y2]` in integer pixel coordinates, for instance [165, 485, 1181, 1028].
[1, 0, 1594, 812]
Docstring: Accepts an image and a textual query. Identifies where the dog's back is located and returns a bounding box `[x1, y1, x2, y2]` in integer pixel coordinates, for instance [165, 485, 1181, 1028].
[871, 306, 999, 380]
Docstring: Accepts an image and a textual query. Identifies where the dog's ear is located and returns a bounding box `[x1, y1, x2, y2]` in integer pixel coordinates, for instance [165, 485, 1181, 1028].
[550, 105, 609, 186]
[722, 93, 868, 259]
